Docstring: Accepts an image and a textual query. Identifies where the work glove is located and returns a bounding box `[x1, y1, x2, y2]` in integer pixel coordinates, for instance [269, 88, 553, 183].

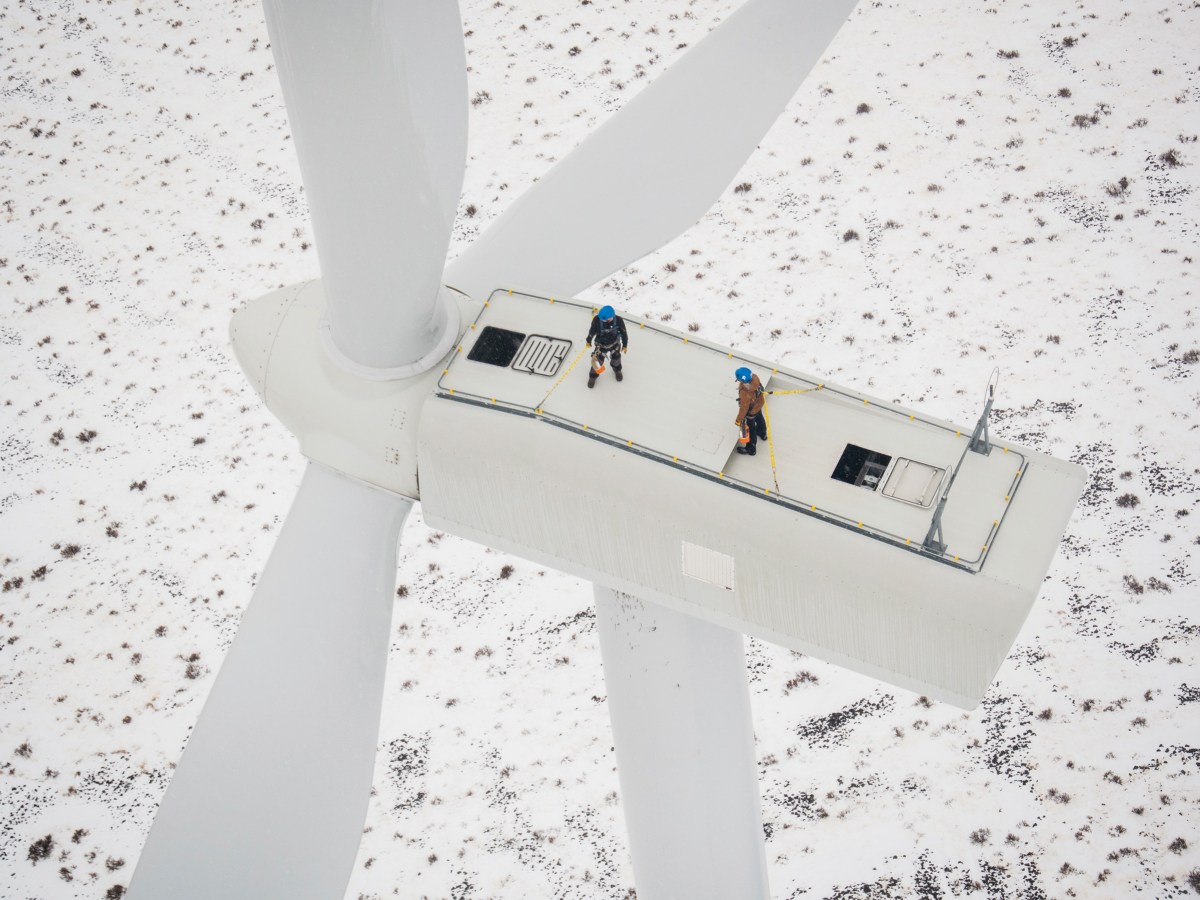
[585, 341, 592, 348]
[621, 345, 629, 354]
[734, 419, 742, 428]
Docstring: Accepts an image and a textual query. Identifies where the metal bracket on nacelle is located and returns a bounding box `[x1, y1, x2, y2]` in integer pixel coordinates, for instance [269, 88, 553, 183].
[922, 464, 952, 555]
[968, 368, 999, 456]
[924, 368, 1001, 553]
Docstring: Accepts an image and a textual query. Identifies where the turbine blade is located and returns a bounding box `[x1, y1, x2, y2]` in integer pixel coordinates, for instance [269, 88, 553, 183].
[596, 587, 769, 898]
[127, 464, 412, 900]
[264, 0, 467, 369]
[445, 0, 858, 302]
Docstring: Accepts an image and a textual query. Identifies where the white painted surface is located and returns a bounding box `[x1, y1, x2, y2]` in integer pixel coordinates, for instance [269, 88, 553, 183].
[595, 586, 768, 900]
[419, 394, 1083, 709]
[882, 458, 945, 507]
[436, 291, 1078, 569]
[682, 541, 736, 591]
[229, 281, 480, 501]
[262, 0, 466, 370]
[127, 464, 412, 899]
[230, 281, 1082, 708]
[442, 292, 747, 471]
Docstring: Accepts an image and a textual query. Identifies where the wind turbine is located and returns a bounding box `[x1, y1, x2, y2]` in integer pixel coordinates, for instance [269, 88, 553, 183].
[127, 1, 1083, 898]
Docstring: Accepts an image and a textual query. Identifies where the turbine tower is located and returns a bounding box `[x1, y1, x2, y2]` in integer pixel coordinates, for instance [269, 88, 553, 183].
[127, 1, 1084, 898]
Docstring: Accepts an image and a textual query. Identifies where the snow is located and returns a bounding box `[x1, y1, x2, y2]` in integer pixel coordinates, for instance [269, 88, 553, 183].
[2, 0, 1198, 897]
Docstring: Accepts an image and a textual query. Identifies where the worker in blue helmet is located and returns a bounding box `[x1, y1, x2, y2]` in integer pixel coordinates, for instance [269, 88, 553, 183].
[584, 304, 628, 389]
[734, 366, 767, 455]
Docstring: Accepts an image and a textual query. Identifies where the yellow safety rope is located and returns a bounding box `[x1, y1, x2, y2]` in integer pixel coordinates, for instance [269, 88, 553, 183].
[761, 398, 781, 494]
[767, 385, 824, 396]
[535, 344, 594, 412]
[750, 384, 818, 493]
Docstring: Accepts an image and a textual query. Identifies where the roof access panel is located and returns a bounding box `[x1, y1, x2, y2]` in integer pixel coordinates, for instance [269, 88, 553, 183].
[439, 290, 749, 472]
[434, 289, 1080, 579]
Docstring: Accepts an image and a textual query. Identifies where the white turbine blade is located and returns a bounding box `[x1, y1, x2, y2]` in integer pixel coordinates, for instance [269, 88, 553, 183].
[127, 464, 412, 900]
[596, 587, 768, 899]
[444, 0, 858, 302]
[263, 0, 467, 369]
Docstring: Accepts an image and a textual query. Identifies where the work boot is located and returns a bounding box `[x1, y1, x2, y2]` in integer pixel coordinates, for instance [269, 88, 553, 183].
[587, 372, 598, 389]
[615, 369, 623, 382]
[736, 446, 749, 455]
[747, 446, 757, 456]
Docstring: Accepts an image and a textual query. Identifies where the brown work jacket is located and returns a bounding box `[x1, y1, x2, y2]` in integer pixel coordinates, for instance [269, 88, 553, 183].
[737, 374, 765, 422]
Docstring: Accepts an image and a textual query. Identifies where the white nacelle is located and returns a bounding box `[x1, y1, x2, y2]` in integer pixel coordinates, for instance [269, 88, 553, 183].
[231, 284, 1085, 709]
[230, 281, 478, 500]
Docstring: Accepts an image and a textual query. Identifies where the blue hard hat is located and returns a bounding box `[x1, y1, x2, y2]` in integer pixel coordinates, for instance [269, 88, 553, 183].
[735, 366, 752, 383]
[599, 305, 615, 321]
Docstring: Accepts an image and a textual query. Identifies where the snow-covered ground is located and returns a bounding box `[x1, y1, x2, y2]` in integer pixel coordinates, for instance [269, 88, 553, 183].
[2, 0, 1198, 897]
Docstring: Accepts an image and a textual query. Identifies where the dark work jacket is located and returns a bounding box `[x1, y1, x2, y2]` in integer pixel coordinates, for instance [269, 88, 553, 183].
[587, 315, 628, 350]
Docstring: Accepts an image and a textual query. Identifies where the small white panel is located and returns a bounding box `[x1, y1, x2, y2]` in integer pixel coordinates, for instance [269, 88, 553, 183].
[682, 541, 735, 590]
[691, 430, 722, 454]
[882, 457, 945, 507]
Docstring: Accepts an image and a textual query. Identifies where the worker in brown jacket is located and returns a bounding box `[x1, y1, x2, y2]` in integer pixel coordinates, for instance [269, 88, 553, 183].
[734, 366, 767, 456]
